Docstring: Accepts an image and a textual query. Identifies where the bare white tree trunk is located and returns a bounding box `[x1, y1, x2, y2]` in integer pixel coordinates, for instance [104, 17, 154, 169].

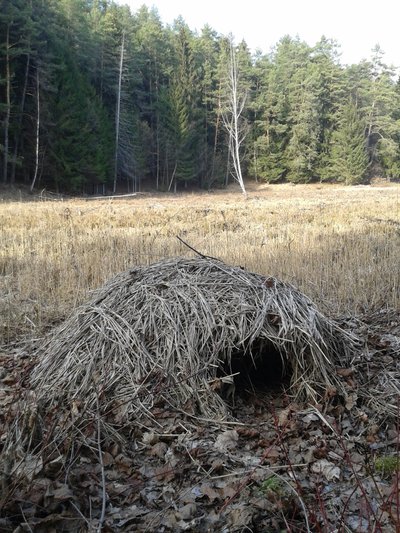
[222, 38, 248, 196]
[30, 69, 40, 192]
[113, 31, 125, 193]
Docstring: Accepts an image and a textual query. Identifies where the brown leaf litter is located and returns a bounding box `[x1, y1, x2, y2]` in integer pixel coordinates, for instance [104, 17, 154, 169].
[0, 258, 399, 531]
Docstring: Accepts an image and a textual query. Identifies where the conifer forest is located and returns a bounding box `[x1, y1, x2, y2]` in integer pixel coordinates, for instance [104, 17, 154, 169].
[1, 0, 400, 193]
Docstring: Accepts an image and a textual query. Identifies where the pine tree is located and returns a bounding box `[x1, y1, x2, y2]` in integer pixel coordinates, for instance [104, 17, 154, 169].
[328, 99, 368, 184]
[364, 46, 400, 178]
[311, 37, 345, 181]
[135, 6, 170, 188]
[285, 73, 320, 183]
[159, 21, 201, 191]
[195, 25, 220, 188]
[284, 41, 322, 183]
[250, 37, 312, 182]
[250, 53, 287, 182]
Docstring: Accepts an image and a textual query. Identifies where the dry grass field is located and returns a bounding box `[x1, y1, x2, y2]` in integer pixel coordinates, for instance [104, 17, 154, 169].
[1, 182, 399, 345]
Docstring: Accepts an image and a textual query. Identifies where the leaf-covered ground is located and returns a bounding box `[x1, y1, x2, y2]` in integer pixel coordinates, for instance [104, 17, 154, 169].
[0, 311, 399, 532]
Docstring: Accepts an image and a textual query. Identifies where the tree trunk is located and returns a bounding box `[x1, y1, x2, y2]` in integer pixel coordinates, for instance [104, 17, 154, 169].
[30, 68, 40, 192]
[153, 57, 160, 190]
[211, 79, 222, 185]
[3, 24, 11, 183]
[100, 44, 104, 104]
[225, 126, 232, 187]
[168, 161, 177, 192]
[11, 51, 31, 184]
[156, 112, 160, 190]
[253, 143, 258, 182]
[113, 31, 125, 193]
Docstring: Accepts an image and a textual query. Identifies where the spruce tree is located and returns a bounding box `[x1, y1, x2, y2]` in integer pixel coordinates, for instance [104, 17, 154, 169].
[195, 25, 220, 187]
[250, 37, 312, 183]
[250, 53, 287, 182]
[285, 77, 320, 183]
[311, 37, 345, 181]
[159, 21, 201, 191]
[329, 99, 368, 184]
[135, 6, 170, 188]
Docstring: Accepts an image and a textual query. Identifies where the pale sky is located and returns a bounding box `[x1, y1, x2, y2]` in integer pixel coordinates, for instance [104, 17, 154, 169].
[120, 0, 400, 68]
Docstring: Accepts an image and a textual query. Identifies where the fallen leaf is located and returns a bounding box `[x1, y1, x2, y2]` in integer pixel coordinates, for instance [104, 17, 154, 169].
[102, 451, 114, 466]
[214, 430, 238, 452]
[200, 483, 221, 502]
[14, 453, 43, 482]
[311, 459, 341, 481]
[142, 431, 159, 445]
[175, 503, 197, 520]
[154, 464, 175, 482]
[346, 515, 370, 532]
[236, 427, 260, 439]
[336, 367, 354, 378]
[52, 485, 74, 501]
[225, 505, 254, 528]
[345, 393, 358, 410]
[150, 441, 168, 459]
[302, 412, 319, 425]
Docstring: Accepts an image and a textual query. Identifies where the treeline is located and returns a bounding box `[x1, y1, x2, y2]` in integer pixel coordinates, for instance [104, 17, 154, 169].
[1, 0, 400, 193]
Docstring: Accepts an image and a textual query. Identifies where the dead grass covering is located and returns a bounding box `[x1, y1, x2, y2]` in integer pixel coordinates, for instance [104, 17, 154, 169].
[30, 257, 357, 433]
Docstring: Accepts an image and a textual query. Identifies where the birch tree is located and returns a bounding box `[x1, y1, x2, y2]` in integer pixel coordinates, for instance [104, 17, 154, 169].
[221, 36, 249, 195]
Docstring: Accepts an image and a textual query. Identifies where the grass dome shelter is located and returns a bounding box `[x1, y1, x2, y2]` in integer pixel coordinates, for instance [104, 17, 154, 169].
[29, 256, 357, 438]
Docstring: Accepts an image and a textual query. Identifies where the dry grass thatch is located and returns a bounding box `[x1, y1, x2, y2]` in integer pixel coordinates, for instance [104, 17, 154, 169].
[29, 257, 357, 433]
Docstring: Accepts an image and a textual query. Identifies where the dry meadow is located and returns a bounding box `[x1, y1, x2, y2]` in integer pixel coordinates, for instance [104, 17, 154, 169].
[1, 182, 399, 345]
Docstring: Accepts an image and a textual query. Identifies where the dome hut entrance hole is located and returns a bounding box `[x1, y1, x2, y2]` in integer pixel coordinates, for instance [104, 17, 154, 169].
[217, 341, 291, 406]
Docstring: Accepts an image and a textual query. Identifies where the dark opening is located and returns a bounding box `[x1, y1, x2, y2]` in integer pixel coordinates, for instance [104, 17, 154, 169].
[218, 341, 291, 405]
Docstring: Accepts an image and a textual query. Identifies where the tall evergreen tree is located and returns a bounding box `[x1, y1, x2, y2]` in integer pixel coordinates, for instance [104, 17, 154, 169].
[160, 20, 201, 191]
[47, 58, 112, 191]
[285, 71, 320, 182]
[135, 6, 170, 188]
[364, 47, 400, 177]
[250, 51, 287, 182]
[194, 25, 220, 187]
[311, 37, 345, 180]
[328, 99, 368, 184]
[250, 37, 312, 182]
